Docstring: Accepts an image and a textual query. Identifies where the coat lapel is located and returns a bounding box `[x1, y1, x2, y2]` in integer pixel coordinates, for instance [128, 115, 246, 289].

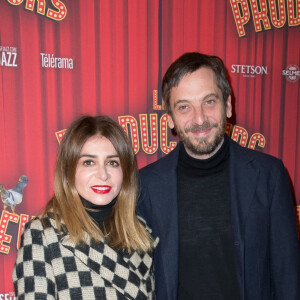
[149, 145, 180, 299]
[229, 139, 260, 298]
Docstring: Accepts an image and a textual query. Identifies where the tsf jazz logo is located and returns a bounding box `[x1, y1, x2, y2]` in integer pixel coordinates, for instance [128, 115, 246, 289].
[0, 46, 17, 67]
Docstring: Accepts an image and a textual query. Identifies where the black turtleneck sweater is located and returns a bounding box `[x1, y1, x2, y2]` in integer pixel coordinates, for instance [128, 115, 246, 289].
[81, 197, 116, 231]
[177, 136, 240, 300]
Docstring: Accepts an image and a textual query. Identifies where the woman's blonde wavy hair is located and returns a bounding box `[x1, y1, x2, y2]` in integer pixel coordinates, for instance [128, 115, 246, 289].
[43, 115, 153, 252]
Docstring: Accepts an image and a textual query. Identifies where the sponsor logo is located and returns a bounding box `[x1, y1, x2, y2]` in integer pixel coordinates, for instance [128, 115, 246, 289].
[0, 292, 16, 300]
[282, 65, 300, 83]
[40, 53, 73, 69]
[231, 64, 268, 78]
[0, 46, 17, 67]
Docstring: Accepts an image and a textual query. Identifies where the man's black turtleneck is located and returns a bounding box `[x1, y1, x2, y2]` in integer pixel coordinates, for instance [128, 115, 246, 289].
[177, 135, 240, 300]
[81, 197, 116, 230]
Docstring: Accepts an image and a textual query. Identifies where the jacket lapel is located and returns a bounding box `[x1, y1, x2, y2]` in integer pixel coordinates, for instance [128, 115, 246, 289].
[229, 139, 260, 298]
[149, 144, 180, 299]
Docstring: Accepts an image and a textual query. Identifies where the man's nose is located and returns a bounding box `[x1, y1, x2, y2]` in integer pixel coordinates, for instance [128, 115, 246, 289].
[192, 107, 206, 124]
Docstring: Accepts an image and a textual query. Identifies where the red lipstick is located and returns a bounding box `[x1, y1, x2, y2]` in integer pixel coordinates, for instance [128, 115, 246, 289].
[91, 185, 111, 194]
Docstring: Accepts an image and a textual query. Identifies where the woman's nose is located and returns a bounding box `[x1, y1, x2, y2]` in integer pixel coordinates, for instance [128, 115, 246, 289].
[96, 165, 109, 181]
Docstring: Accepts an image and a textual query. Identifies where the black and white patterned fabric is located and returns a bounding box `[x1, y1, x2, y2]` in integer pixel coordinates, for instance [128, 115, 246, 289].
[12, 213, 158, 299]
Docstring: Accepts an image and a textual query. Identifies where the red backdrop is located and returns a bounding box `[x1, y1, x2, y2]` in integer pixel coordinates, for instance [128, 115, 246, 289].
[0, 0, 299, 295]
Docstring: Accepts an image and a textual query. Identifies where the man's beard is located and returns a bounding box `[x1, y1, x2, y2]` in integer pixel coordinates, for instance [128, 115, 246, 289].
[174, 115, 227, 157]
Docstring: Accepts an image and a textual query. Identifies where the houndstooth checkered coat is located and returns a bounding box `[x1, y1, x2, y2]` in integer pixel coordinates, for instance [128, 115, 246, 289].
[12, 213, 157, 299]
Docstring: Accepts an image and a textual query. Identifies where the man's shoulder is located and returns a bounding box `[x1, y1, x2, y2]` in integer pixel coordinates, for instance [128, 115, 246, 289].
[139, 142, 180, 176]
[139, 155, 167, 173]
[229, 138, 283, 168]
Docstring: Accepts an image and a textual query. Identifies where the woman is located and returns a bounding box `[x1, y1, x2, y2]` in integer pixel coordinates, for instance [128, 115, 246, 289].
[13, 115, 157, 299]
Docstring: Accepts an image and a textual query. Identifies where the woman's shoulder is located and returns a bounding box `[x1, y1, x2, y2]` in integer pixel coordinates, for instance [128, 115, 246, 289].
[18, 216, 45, 248]
[23, 212, 54, 230]
[23, 215, 44, 231]
[21, 212, 62, 244]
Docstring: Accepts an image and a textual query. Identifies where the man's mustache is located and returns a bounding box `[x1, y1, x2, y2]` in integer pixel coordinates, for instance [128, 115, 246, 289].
[185, 121, 218, 133]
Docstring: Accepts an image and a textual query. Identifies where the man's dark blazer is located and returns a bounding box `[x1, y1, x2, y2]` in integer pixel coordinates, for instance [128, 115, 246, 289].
[138, 137, 300, 300]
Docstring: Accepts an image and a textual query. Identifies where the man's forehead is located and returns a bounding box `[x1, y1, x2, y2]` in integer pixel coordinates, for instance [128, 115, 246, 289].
[170, 69, 221, 98]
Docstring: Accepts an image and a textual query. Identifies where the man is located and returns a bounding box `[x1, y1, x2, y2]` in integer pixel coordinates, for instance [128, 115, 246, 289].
[138, 52, 300, 299]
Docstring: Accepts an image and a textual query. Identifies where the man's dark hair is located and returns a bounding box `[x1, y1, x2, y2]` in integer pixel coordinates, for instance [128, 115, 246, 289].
[162, 52, 231, 114]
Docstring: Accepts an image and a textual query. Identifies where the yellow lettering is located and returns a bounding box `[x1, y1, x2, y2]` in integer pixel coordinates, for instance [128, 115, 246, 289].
[46, 0, 67, 21]
[0, 210, 19, 254]
[230, 0, 251, 37]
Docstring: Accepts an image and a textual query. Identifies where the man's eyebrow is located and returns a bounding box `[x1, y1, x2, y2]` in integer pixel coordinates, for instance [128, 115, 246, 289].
[174, 93, 220, 107]
[203, 93, 220, 100]
[174, 99, 190, 107]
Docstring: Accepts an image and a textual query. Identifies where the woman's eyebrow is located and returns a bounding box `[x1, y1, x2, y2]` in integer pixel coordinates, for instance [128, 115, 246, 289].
[107, 154, 119, 159]
[78, 154, 97, 158]
[78, 154, 119, 159]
